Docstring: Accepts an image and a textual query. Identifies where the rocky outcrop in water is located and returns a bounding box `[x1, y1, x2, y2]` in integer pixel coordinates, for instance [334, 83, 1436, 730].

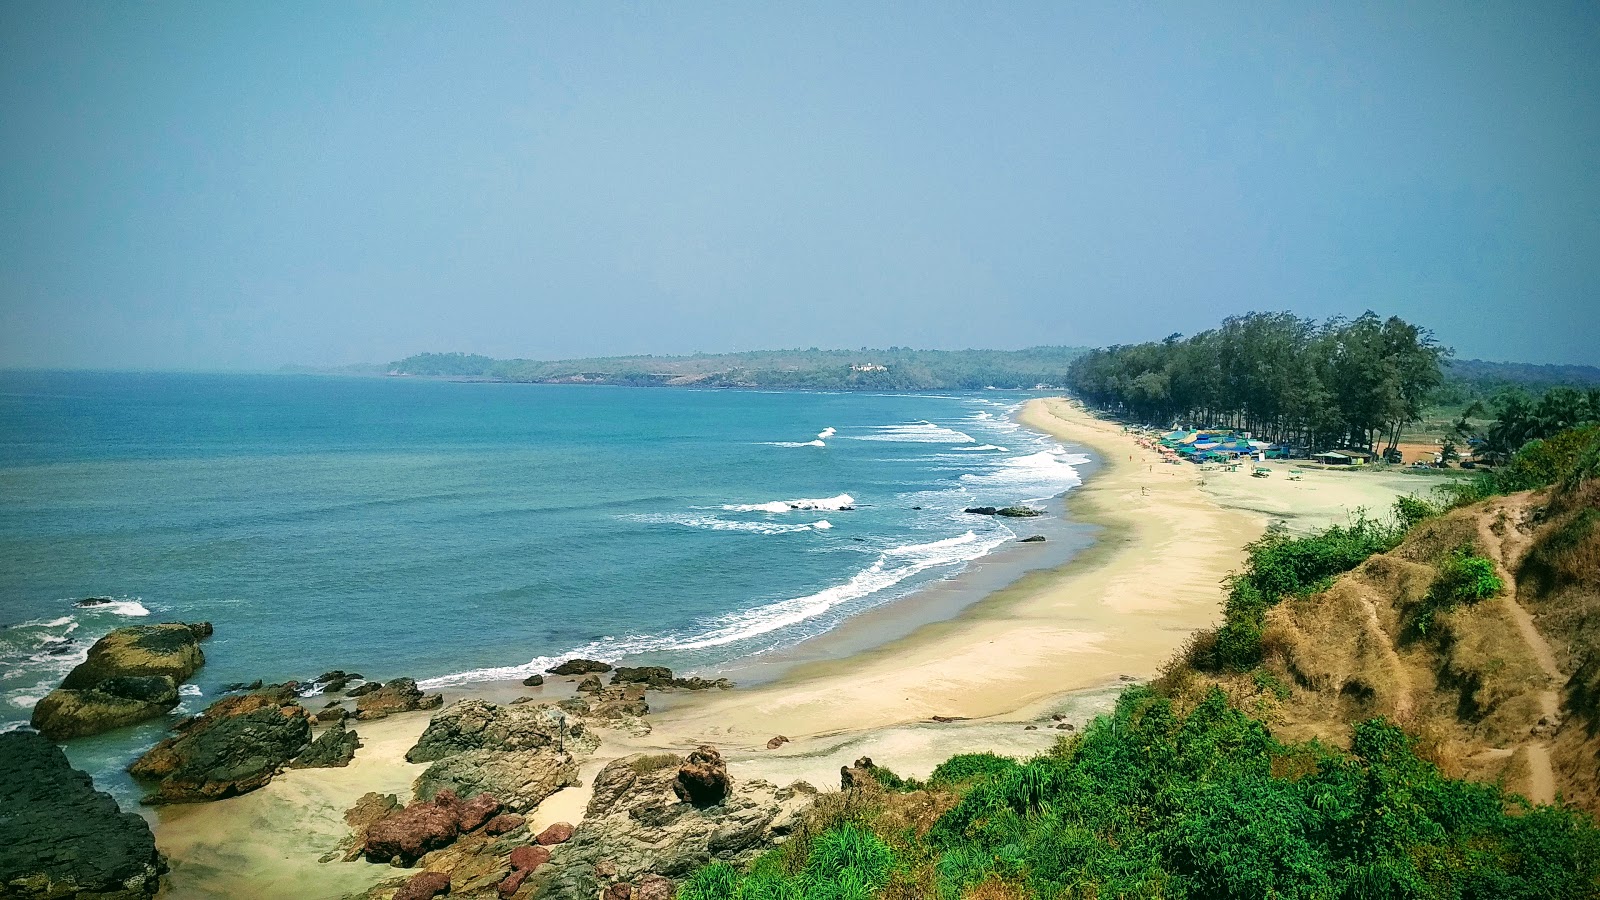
[547, 658, 612, 676]
[355, 677, 443, 720]
[965, 505, 1042, 517]
[30, 622, 212, 739]
[129, 685, 311, 803]
[0, 731, 166, 899]
[609, 666, 732, 691]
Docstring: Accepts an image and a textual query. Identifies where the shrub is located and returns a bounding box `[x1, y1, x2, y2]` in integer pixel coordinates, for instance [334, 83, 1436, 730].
[1414, 547, 1503, 635]
[926, 753, 1019, 790]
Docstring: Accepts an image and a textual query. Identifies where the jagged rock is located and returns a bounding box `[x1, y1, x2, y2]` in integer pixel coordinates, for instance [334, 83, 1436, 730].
[61, 623, 208, 689]
[636, 874, 675, 899]
[0, 731, 167, 899]
[414, 748, 579, 813]
[311, 670, 361, 694]
[530, 753, 813, 896]
[500, 844, 551, 897]
[347, 680, 384, 697]
[363, 792, 463, 865]
[1018, 535, 1047, 543]
[290, 719, 361, 768]
[603, 882, 633, 900]
[393, 870, 452, 900]
[547, 658, 612, 676]
[458, 792, 502, 832]
[129, 688, 311, 803]
[577, 674, 603, 693]
[996, 506, 1042, 517]
[536, 821, 575, 845]
[355, 677, 442, 720]
[766, 735, 790, 750]
[840, 756, 884, 791]
[30, 674, 180, 740]
[610, 666, 731, 691]
[522, 674, 545, 687]
[405, 698, 597, 763]
[484, 813, 525, 836]
[314, 704, 348, 726]
[964, 506, 1000, 515]
[673, 745, 730, 807]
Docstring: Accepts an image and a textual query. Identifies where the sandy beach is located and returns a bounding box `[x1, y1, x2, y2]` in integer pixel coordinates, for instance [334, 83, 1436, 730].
[152, 398, 1433, 898]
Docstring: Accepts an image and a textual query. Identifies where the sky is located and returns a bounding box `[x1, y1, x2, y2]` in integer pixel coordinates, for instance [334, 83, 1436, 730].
[2, 2, 1597, 370]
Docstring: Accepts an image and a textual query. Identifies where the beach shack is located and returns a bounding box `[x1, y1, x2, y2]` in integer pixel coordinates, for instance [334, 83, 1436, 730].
[1312, 450, 1371, 466]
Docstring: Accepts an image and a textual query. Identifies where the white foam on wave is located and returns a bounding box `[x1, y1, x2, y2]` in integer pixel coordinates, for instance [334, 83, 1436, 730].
[847, 421, 976, 444]
[418, 530, 1006, 689]
[722, 493, 855, 513]
[75, 600, 151, 617]
[764, 426, 835, 449]
[960, 448, 1090, 496]
[623, 513, 832, 535]
[817, 427, 836, 439]
[950, 444, 1007, 452]
[179, 684, 202, 697]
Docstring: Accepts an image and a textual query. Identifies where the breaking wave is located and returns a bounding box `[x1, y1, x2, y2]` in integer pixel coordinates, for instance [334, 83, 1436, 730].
[721, 493, 855, 513]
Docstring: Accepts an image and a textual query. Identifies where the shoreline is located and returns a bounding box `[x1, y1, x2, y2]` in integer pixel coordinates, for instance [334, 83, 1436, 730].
[150, 398, 1430, 898]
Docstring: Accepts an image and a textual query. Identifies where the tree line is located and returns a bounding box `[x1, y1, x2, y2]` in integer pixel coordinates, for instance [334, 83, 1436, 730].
[1066, 311, 1448, 453]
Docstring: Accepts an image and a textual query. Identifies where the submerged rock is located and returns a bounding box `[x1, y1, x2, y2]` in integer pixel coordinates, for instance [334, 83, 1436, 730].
[355, 677, 443, 720]
[30, 674, 179, 740]
[1018, 534, 1047, 543]
[0, 731, 167, 899]
[290, 719, 361, 768]
[129, 687, 312, 803]
[996, 506, 1042, 517]
[548, 658, 612, 676]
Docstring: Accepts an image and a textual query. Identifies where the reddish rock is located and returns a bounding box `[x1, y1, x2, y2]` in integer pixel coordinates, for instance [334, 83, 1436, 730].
[534, 821, 574, 845]
[672, 745, 730, 807]
[636, 875, 675, 900]
[498, 869, 531, 898]
[457, 792, 502, 832]
[483, 813, 525, 836]
[362, 792, 462, 864]
[765, 735, 789, 750]
[594, 858, 618, 878]
[508, 844, 551, 871]
[603, 883, 634, 900]
[393, 870, 452, 900]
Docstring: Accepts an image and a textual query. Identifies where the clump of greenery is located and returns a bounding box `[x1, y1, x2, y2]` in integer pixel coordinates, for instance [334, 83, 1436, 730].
[1437, 425, 1600, 507]
[1206, 515, 1402, 671]
[679, 822, 897, 900]
[927, 753, 1021, 789]
[1393, 493, 1442, 530]
[1413, 547, 1503, 636]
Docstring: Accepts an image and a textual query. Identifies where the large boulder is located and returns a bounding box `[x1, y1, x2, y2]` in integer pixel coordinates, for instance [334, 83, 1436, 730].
[289, 719, 361, 768]
[129, 688, 312, 803]
[529, 750, 814, 896]
[355, 677, 443, 721]
[610, 666, 731, 691]
[414, 748, 579, 813]
[0, 731, 166, 899]
[61, 622, 209, 689]
[30, 674, 179, 740]
[547, 658, 612, 675]
[405, 698, 596, 763]
[363, 792, 463, 865]
[673, 745, 731, 807]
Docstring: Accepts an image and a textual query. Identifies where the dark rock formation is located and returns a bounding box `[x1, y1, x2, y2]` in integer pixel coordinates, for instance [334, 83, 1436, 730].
[766, 735, 790, 749]
[346, 680, 383, 698]
[996, 506, 1042, 517]
[577, 674, 603, 693]
[354, 677, 442, 720]
[610, 666, 732, 691]
[1018, 534, 1047, 543]
[313, 704, 348, 726]
[61, 623, 208, 689]
[547, 658, 612, 676]
[363, 792, 463, 865]
[289, 719, 361, 768]
[500, 844, 551, 897]
[840, 756, 885, 790]
[392, 870, 452, 900]
[457, 792, 502, 832]
[406, 698, 598, 763]
[414, 748, 579, 813]
[30, 674, 180, 740]
[483, 813, 525, 836]
[129, 687, 312, 803]
[0, 731, 166, 899]
[964, 506, 999, 515]
[672, 745, 731, 807]
[521, 674, 544, 687]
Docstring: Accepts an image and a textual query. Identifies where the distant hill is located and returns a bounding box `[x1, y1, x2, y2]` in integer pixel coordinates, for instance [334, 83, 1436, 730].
[1436, 358, 1600, 405]
[381, 347, 1086, 391]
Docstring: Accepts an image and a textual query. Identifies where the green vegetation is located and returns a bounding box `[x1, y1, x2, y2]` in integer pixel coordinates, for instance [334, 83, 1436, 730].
[684, 688, 1600, 899]
[388, 346, 1086, 391]
[1437, 426, 1600, 507]
[1066, 311, 1448, 453]
[1414, 549, 1504, 636]
[1453, 388, 1600, 467]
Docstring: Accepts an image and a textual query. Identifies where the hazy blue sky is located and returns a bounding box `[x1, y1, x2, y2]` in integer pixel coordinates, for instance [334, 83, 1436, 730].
[2, 2, 1597, 369]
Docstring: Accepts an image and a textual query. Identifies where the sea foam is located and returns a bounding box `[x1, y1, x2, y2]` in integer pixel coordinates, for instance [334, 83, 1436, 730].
[722, 493, 855, 513]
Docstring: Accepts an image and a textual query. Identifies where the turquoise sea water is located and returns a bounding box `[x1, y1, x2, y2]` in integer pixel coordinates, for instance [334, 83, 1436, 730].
[0, 372, 1090, 796]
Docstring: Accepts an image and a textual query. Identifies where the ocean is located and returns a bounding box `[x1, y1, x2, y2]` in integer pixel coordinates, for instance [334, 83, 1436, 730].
[0, 372, 1091, 799]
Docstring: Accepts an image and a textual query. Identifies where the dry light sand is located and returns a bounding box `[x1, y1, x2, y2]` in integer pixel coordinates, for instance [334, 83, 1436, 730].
[153, 398, 1434, 898]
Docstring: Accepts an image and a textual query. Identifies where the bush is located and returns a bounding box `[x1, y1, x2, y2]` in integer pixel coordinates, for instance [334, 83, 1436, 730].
[926, 753, 1020, 789]
[1414, 547, 1503, 636]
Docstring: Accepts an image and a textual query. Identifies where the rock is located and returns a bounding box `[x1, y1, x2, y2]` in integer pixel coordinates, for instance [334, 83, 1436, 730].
[930, 715, 968, 723]
[363, 792, 462, 865]
[1024, 725, 1038, 730]
[536, 821, 575, 845]
[129, 689, 312, 803]
[392, 870, 452, 900]
[996, 506, 1042, 517]
[765, 735, 790, 750]
[500, 843, 552, 897]
[290, 719, 361, 768]
[1056, 723, 1075, 731]
[603, 882, 633, 900]
[1018, 535, 1047, 543]
[610, 666, 732, 691]
[673, 745, 731, 807]
[61, 623, 208, 689]
[522, 674, 545, 687]
[406, 698, 597, 763]
[484, 813, 525, 836]
[347, 680, 384, 697]
[314, 704, 349, 726]
[535, 753, 813, 897]
[458, 792, 502, 832]
[621, 684, 646, 701]
[355, 678, 443, 721]
[73, 597, 115, 607]
[0, 731, 167, 899]
[577, 674, 603, 693]
[547, 658, 612, 676]
[414, 748, 579, 813]
[636, 874, 675, 900]
[963, 506, 999, 515]
[30, 674, 180, 740]
[840, 756, 884, 791]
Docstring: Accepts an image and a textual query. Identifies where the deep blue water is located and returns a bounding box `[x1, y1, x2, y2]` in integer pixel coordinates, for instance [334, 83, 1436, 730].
[0, 372, 1088, 794]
